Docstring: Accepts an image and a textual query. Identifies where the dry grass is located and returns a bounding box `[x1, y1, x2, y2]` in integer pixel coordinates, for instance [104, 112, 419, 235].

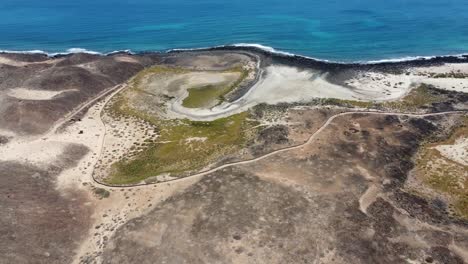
[414, 117, 468, 219]
[103, 66, 258, 184]
[321, 84, 443, 112]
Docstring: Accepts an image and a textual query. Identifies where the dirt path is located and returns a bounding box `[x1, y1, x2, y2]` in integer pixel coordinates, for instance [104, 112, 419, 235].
[45, 83, 127, 137]
[92, 108, 467, 189]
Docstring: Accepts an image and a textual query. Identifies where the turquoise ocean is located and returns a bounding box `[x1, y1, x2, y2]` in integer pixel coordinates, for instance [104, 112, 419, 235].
[1, 0, 468, 62]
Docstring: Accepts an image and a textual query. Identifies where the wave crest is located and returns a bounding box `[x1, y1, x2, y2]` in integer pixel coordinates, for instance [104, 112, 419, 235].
[1, 43, 467, 65]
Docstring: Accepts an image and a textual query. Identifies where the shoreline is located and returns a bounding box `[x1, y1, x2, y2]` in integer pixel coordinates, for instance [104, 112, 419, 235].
[2, 46, 466, 123]
[1, 40, 468, 263]
[2, 43, 468, 68]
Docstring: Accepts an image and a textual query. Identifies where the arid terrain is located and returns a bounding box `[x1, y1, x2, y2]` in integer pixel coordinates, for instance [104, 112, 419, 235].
[0, 48, 467, 264]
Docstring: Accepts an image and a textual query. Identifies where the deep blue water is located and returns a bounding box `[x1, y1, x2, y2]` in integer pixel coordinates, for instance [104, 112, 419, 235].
[1, 0, 468, 62]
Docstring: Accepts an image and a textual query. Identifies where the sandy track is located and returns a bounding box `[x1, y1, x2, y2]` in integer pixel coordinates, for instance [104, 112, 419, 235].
[45, 83, 126, 137]
[93, 109, 467, 189]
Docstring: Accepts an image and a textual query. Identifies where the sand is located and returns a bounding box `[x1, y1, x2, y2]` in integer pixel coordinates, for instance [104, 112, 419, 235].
[113, 56, 140, 63]
[413, 63, 468, 75]
[7, 88, 77, 100]
[435, 137, 468, 166]
[168, 65, 414, 120]
[0, 140, 67, 169]
[410, 63, 468, 93]
[93, 107, 159, 183]
[0, 55, 63, 67]
[344, 71, 412, 100]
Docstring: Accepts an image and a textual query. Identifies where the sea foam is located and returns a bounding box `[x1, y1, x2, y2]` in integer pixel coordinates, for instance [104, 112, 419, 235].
[1, 43, 467, 65]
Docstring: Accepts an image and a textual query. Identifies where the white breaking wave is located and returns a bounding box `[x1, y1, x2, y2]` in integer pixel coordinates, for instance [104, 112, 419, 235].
[1, 43, 467, 65]
[0, 49, 49, 54]
[366, 53, 468, 64]
[229, 43, 468, 65]
[0, 48, 133, 57]
[231, 43, 334, 62]
[56, 48, 101, 55]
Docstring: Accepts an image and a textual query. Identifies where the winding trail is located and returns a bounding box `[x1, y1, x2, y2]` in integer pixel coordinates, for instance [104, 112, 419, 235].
[92, 108, 467, 189]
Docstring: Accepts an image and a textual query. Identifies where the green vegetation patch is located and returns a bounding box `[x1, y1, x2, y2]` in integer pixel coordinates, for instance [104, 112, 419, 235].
[106, 97, 257, 184]
[415, 117, 468, 219]
[182, 66, 249, 108]
[103, 65, 258, 185]
[183, 84, 227, 108]
[93, 187, 110, 199]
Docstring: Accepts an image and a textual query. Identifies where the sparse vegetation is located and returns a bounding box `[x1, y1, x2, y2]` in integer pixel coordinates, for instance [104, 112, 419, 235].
[320, 84, 444, 112]
[182, 66, 250, 108]
[428, 71, 468, 79]
[130, 66, 189, 89]
[104, 74, 258, 185]
[382, 84, 441, 111]
[93, 187, 110, 199]
[101, 64, 260, 184]
[414, 117, 468, 219]
[320, 98, 376, 109]
[106, 112, 257, 185]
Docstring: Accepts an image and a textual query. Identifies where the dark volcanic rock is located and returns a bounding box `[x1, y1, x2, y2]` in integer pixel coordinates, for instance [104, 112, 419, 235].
[257, 125, 289, 145]
[0, 144, 91, 264]
[0, 53, 159, 135]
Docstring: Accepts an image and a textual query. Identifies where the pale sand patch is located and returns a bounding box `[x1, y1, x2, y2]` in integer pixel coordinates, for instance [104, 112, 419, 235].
[0, 128, 16, 138]
[156, 71, 240, 97]
[435, 137, 468, 166]
[114, 56, 140, 63]
[410, 63, 468, 93]
[246, 66, 417, 103]
[346, 64, 468, 101]
[7, 88, 77, 100]
[169, 65, 414, 121]
[246, 66, 356, 102]
[0, 140, 67, 169]
[183, 72, 239, 87]
[185, 137, 207, 143]
[167, 72, 240, 102]
[0, 55, 63, 66]
[54, 100, 108, 190]
[0, 57, 22, 66]
[413, 77, 468, 93]
[413, 63, 468, 75]
[0, 96, 107, 185]
[355, 165, 380, 214]
[344, 71, 412, 101]
[359, 184, 380, 214]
